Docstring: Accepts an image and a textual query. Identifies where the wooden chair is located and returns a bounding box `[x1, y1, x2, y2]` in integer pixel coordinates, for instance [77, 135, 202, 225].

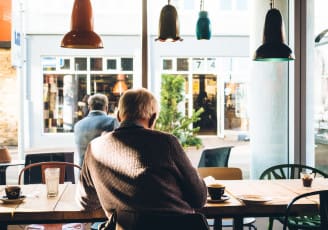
[198, 167, 257, 230]
[24, 152, 75, 184]
[260, 164, 328, 230]
[18, 161, 83, 230]
[198, 146, 233, 167]
[283, 190, 328, 230]
[18, 161, 81, 185]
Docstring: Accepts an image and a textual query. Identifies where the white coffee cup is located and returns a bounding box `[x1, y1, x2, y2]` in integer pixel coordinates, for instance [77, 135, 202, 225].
[45, 168, 60, 197]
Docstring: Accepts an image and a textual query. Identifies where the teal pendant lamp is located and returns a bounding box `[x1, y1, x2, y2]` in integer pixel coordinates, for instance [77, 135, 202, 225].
[196, 0, 211, 40]
[61, 0, 103, 49]
[253, 0, 294, 61]
[155, 0, 183, 42]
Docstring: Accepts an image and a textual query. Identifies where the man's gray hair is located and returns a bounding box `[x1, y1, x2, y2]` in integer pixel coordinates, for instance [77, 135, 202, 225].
[118, 88, 159, 121]
[88, 93, 108, 111]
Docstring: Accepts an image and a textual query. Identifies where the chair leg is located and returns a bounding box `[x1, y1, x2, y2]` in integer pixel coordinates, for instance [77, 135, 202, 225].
[250, 224, 257, 230]
[268, 217, 274, 230]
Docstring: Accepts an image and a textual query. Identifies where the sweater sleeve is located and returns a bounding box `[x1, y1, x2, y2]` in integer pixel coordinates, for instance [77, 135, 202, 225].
[75, 144, 102, 210]
[168, 135, 207, 209]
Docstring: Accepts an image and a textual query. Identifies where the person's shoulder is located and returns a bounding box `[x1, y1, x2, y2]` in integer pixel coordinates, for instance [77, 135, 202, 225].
[90, 131, 113, 144]
[146, 129, 178, 141]
[73, 117, 85, 130]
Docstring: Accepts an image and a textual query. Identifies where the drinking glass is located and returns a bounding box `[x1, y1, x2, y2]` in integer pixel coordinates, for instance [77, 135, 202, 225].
[45, 168, 60, 197]
[300, 172, 315, 187]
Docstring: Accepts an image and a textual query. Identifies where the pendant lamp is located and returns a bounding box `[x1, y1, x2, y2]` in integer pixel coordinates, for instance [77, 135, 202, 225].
[253, 0, 294, 61]
[155, 0, 183, 42]
[196, 0, 211, 40]
[61, 0, 103, 49]
[113, 74, 128, 96]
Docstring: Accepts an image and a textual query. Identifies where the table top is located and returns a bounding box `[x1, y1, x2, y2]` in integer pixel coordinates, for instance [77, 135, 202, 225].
[201, 178, 326, 218]
[0, 183, 106, 224]
[0, 179, 325, 225]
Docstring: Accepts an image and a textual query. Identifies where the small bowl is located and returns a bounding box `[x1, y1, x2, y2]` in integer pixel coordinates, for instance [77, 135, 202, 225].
[5, 186, 21, 199]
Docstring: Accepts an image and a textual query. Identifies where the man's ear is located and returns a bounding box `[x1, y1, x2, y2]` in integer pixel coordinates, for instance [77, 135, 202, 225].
[117, 111, 122, 122]
[148, 113, 157, 129]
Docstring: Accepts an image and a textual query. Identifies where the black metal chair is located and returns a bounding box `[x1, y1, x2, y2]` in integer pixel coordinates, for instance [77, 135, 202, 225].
[283, 190, 328, 230]
[198, 146, 233, 167]
[260, 164, 328, 230]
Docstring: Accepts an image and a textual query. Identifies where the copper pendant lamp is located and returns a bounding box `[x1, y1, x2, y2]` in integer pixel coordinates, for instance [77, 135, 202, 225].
[253, 0, 294, 61]
[61, 0, 103, 49]
[196, 0, 211, 40]
[155, 0, 183, 42]
[113, 74, 128, 96]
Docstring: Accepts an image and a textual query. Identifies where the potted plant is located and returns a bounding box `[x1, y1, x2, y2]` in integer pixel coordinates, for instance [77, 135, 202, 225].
[156, 74, 204, 148]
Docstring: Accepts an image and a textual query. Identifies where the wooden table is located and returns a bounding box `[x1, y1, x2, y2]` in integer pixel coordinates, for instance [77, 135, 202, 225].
[0, 183, 106, 229]
[200, 178, 327, 230]
[0, 179, 325, 230]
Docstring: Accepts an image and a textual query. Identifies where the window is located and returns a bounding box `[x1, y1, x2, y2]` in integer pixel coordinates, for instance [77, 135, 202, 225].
[42, 56, 134, 133]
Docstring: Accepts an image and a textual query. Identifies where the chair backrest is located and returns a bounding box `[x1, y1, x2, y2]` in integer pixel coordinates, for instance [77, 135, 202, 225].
[24, 152, 75, 184]
[198, 167, 242, 180]
[283, 190, 328, 230]
[18, 161, 81, 185]
[259, 164, 328, 180]
[134, 212, 209, 230]
[198, 146, 233, 167]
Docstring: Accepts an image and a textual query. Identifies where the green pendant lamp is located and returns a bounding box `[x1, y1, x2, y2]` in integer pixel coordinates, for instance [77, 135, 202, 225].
[61, 0, 103, 49]
[196, 0, 211, 40]
[253, 0, 294, 61]
[155, 0, 183, 42]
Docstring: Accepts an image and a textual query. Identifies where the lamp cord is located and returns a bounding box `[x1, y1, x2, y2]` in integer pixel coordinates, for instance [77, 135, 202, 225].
[270, 0, 274, 9]
[200, 0, 204, 11]
[168, 0, 171, 5]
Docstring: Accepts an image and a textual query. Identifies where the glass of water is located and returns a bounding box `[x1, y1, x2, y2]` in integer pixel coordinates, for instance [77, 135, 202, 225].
[45, 168, 60, 197]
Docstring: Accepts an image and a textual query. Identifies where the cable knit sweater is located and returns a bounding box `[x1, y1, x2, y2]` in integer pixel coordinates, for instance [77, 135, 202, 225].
[76, 123, 207, 228]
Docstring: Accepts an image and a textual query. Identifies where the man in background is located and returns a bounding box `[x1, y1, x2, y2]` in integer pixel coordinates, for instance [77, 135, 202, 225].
[74, 93, 119, 166]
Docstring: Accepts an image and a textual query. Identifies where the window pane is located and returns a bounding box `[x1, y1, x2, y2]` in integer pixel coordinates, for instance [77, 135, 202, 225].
[121, 58, 133, 71]
[75, 58, 87, 71]
[43, 74, 87, 133]
[107, 59, 117, 70]
[42, 57, 56, 71]
[90, 58, 103, 71]
[59, 58, 70, 70]
[177, 58, 188, 71]
[314, 0, 328, 172]
[163, 59, 173, 70]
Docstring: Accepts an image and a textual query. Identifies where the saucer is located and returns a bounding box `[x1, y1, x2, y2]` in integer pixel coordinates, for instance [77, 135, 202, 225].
[0, 195, 26, 204]
[207, 194, 230, 203]
[238, 195, 272, 204]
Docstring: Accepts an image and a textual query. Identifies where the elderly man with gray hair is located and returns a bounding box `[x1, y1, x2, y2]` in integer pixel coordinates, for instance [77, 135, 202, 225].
[74, 93, 119, 166]
[76, 88, 207, 230]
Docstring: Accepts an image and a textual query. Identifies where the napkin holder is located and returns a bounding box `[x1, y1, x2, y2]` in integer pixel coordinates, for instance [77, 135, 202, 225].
[0, 147, 11, 163]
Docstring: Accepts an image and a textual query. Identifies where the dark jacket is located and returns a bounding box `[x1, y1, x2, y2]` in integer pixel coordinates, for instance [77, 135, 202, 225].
[76, 123, 207, 230]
